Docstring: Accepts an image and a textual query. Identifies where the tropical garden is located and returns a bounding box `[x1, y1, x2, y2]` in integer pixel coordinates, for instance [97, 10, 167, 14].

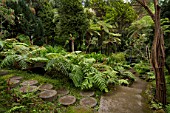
[0, 0, 170, 112]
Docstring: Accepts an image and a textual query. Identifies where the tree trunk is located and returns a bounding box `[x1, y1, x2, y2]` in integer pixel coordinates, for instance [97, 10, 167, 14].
[71, 40, 74, 52]
[136, 0, 166, 105]
[151, 2, 166, 105]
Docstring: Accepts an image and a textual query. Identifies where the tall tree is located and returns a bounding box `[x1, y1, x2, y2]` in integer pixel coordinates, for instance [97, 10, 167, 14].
[135, 0, 166, 105]
[57, 0, 89, 51]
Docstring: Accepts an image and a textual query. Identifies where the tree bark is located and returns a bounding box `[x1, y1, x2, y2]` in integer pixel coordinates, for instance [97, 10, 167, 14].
[151, 2, 166, 105]
[136, 0, 166, 105]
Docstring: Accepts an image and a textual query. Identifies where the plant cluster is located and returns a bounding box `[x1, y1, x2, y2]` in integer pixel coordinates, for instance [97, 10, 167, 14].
[0, 40, 135, 92]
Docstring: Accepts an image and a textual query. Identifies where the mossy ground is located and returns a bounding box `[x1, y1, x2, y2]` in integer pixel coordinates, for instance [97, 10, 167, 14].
[0, 69, 102, 113]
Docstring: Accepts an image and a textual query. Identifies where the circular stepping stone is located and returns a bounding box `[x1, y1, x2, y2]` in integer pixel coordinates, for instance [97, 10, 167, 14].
[39, 84, 53, 91]
[10, 76, 23, 80]
[57, 88, 69, 96]
[80, 97, 97, 108]
[39, 90, 57, 101]
[20, 86, 38, 93]
[21, 80, 38, 86]
[0, 70, 9, 76]
[9, 79, 20, 88]
[80, 91, 95, 97]
[59, 95, 76, 106]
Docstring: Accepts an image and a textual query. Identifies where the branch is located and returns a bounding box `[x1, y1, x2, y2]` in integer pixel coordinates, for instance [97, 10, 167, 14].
[136, 0, 155, 21]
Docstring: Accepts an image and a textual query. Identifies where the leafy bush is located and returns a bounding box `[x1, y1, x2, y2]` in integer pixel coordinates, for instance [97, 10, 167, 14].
[134, 61, 150, 74]
[84, 52, 107, 63]
[166, 104, 170, 113]
[108, 52, 126, 63]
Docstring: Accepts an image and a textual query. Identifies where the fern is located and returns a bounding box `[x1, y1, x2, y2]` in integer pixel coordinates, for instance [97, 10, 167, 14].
[26, 47, 47, 57]
[81, 66, 108, 92]
[28, 57, 48, 63]
[93, 72, 108, 92]
[123, 71, 135, 81]
[1, 55, 28, 69]
[45, 57, 71, 76]
[118, 79, 129, 86]
[69, 64, 83, 87]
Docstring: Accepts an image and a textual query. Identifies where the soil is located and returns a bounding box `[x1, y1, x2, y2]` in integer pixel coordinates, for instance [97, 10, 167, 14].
[98, 68, 152, 113]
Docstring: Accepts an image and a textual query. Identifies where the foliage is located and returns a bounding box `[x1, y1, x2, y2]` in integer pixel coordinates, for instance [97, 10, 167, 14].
[126, 16, 154, 61]
[134, 61, 150, 74]
[5, 0, 44, 44]
[45, 56, 70, 77]
[16, 34, 31, 45]
[166, 104, 170, 113]
[0, 55, 28, 69]
[57, 0, 89, 49]
[0, 2, 15, 39]
[107, 52, 126, 64]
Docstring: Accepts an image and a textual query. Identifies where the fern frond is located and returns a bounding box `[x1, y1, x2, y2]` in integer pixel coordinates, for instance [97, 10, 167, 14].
[118, 79, 129, 85]
[26, 47, 47, 57]
[28, 57, 48, 63]
[45, 57, 70, 76]
[93, 72, 108, 92]
[69, 65, 83, 87]
[1, 55, 16, 68]
[1, 55, 28, 69]
[123, 71, 135, 81]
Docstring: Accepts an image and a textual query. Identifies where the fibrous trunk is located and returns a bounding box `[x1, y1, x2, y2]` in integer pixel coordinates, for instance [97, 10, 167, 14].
[151, 2, 166, 105]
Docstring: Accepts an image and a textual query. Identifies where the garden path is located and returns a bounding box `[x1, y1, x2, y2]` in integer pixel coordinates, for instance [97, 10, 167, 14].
[98, 68, 152, 113]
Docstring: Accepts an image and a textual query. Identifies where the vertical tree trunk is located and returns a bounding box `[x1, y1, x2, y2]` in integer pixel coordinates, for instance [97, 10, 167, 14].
[151, 2, 166, 105]
[136, 0, 166, 105]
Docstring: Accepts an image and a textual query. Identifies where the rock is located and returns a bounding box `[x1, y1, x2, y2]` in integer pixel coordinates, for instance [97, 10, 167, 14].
[21, 80, 38, 86]
[80, 97, 97, 108]
[59, 95, 76, 106]
[39, 90, 57, 101]
[57, 88, 69, 96]
[39, 84, 53, 91]
[8, 79, 20, 88]
[20, 86, 38, 93]
[0, 70, 9, 76]
[80, 91, 95, 97]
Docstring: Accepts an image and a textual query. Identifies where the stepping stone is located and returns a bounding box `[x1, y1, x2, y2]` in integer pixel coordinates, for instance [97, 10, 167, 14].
[57, 88, 69, 96]
[39, 90, 57, 101]
[20, 86, 38, 93]
[80, 91, 95, 97]
[59, 95, 76, 106]
[21, 80, 38, 86]
[0, 70, 9, 76]
[10, 76, 23, 80]
[8, 79, 20, 88]
[80, 97, 97, 108]
[39, 84, 53, 91]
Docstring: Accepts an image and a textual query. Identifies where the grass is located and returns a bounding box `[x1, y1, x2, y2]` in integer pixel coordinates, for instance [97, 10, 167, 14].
[0, 69, 102, 113]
